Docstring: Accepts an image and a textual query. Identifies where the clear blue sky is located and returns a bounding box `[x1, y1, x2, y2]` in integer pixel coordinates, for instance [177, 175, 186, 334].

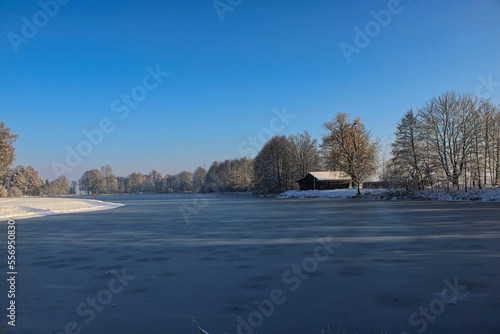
[1, 0, 499, 181]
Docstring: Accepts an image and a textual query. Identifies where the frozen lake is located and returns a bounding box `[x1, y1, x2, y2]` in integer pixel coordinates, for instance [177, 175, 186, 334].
[4, 194, 500, 334]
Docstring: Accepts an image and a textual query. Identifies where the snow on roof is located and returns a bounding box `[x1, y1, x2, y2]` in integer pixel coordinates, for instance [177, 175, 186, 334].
[310, 171, 351, 180]
[297, 171, 351, 182]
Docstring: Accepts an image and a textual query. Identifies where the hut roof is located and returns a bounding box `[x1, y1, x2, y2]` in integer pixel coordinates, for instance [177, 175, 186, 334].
[296, 171, 351, 182]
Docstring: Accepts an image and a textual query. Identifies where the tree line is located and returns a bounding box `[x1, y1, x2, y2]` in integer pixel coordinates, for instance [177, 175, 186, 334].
[0, 165, 77, 198]
[1, 91, 499, 197]
[75, 116, 381, 196]
[76, 131, 321, 196]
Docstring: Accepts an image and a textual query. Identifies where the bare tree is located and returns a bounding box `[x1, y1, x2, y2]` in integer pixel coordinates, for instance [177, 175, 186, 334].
[289, 131, 320, 178]
[322, 113, 380, 195]
[70, 181, 79, 194]
[469, 112, 483, 189]
[388, 93, 499, 191]
[101, 164, 113, 178]
[253, 135, 295, 194]
[479, 100, 500, 187]
[490, 106, 500, 186]
[0, 122, 18, 182]
[418, 92, 479, 190]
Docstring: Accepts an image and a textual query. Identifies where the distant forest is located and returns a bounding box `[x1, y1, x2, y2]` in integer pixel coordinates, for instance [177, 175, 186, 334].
[1, 92, 499, 197]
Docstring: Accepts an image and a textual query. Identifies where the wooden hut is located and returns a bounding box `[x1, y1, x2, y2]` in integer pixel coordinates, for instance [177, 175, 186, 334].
[295, 171, 352, 190]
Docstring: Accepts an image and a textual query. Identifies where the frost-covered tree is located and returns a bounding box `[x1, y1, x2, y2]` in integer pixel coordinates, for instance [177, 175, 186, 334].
[101, 165, 118, 194]
[0, 184, 7, 197]
[149, 170, 165, 193]
[10, 166, 43, 196]
[47, 175, 70, 196]
[203, 158, 254, 192]
[322, 113, 380, 195]
[8, 186, 23, 197]
[143, 173, 155, 193]
[79, 169, 105, 195]
[204, 162, 221, 192]
[105, 175, 119, 194]
[192, 166, 207, 193]
[172, 171, 192, 192]
[126, 172, 145, 193]
[230, 157, 253, 192]
[203, 161, 229, 192]
[116, 176, 127, 193]
[0, 122, 18, 182]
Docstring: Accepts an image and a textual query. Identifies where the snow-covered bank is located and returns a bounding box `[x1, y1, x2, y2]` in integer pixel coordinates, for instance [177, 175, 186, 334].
[278, 188, 362, 199]
[0, 197, 125, 220]
[278, 188, 500, 201]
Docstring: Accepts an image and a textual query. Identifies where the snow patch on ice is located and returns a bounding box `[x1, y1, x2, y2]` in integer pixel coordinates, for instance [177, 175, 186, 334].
[0, 197, 125, 220]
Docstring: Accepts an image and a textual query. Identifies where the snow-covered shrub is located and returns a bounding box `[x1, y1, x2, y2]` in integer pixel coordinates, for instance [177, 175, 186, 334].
[0, 185, 7, 197]
[8, 186, 23, 197]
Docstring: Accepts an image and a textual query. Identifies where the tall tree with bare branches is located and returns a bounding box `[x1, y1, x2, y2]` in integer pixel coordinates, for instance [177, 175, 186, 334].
[490, 107, 500, 186]
[417, 92, 479, 189]
[253, 135, 295, 194]
[322, 113, 380, 195]
[289, 131, 320, 178]
[478, 100, 500, 187]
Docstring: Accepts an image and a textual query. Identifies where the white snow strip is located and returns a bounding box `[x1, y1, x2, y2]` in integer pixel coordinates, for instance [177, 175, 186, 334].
[278, 188, 500, 201]
[0, 197, 125, 221]
[278, 188, 366, 199]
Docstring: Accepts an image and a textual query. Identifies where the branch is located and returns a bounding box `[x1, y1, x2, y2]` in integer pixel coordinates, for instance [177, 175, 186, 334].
[192, 317, 210, 334]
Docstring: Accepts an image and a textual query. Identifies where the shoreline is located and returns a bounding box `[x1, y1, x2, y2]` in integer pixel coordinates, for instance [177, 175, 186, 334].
[2, 187, 498, 222]
[277, 188, 500, 202]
